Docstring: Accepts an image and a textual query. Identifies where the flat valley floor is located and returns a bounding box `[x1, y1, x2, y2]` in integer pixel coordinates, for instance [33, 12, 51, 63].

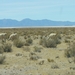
[0, 27, 75, 75]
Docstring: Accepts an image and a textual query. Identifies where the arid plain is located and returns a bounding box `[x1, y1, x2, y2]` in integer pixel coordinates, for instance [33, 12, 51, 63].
[0, 27, 75, 75]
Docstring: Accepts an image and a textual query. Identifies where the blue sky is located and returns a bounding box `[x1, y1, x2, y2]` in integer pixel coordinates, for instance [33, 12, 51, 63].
[0, 0, 75, 21]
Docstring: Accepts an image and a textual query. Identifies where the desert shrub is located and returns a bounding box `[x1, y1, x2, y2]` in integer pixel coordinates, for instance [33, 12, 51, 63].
[24, 36, 27, 39]
[55, 56, 59, 58]
[39, 36, 61, 48]
[45, 38, 57, 48]
[47, 58, 54, 62]
[0, 45, 4, 53]
[38, 60, 44, 65]
[3, 43, 12, 52]
[14, 39, 24, 48]
[64, 71, 75, 75]
[65, 49, 71, 58]
[70, 66, 75, 70]
[29, 52, 40, 60]
[40, 38, 56, 48]
[30, 52, 36, 55]
[26, 38, 33, 44]
[16, 53, 22, 56]
[54, 37, 61, 44]
[51, 35, 61, 44]
[65, 39, 70, 43]
[27, 35, 31, 38]
[25, 38, 33, 46]
[56, 33, 61, 39]
[64, 42, 75, 63]
[30, 55, 39, 60]
[0, 55, 5, 64]
[65, 43, 75, 58]
[34, 46, 41, 52]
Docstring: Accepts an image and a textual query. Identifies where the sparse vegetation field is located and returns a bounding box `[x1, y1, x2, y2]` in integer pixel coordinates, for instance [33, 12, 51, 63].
[0, 27, 75, 75]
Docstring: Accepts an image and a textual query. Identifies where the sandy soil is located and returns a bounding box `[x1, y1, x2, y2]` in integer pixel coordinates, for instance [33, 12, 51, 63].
[0, 28, 75, 75]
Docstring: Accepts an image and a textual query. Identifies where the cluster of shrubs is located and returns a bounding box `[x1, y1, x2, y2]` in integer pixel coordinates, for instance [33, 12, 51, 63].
[65, 42, 75, 63]
[13, 37, 33, 48]
[39, 34, 61, 48]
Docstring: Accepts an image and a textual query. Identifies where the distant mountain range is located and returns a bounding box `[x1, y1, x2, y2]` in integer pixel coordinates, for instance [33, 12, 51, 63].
[0, 18, 75, 27]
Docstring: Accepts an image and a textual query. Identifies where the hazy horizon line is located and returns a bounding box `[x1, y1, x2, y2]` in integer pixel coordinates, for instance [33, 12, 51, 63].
[0, 26, 75, 29]
[0, 18, 75, 22]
